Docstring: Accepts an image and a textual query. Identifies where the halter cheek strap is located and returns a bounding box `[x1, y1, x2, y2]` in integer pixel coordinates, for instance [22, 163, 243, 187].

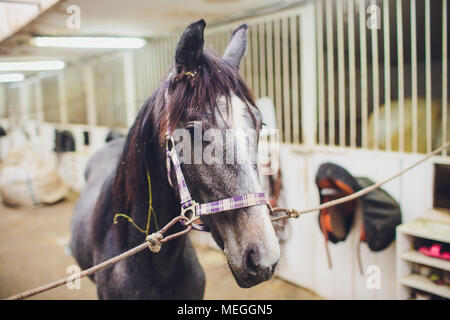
[165, 131, 269, 232]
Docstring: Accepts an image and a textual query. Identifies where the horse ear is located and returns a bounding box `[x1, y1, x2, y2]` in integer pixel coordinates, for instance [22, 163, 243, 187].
[223, 23, 248, 69]
[175, 19, 206, 72]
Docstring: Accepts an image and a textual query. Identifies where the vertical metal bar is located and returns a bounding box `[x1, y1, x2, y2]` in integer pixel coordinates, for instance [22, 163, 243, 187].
[397, 0, 405, 152]
[425, 0, 432, 153]
[252, 27, 260, 98]
[35, 80, 44, 123]
[57, 72, 68, 124]
[371, 0, 380, 150]
[0, 86, 4, 118]
[301, 2, 318, 148]
[443, 0, 448, 156]
[274, 19, 283, 134]
[291, 15, 300, 144]
[266, 20, 275, 104]
[337, 0, 346, 146]
[326, 0, 335, 145]
[348, 0, 356, 148]
[19, 84, 28, 123]
[158, 39, 165, 80]
[83, 64, 97, 127]
[123, 52, 137, 128]
[240, 35, 247, 76]
[317, 0, 326, 145]
[164, 37, 171, 73]
[384, 0, 391, 151]
[150, 42, 158, 90]
[411, 0, 418, 153]
[282, 16, 291, 143]
[245, 27, 253, 90]
[360, 0, 368, 149]
[259, 22, 267, 97]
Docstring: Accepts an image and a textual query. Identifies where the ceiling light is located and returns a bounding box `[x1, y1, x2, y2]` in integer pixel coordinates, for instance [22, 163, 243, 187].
[0, 60, 65, 71]
[30, 37, 146, 49]
[0, 73, 25, 83]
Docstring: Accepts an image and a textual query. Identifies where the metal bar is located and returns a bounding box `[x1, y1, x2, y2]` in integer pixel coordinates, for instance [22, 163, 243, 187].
[57, 72, 68, 124]
[158, 39, 165, 80]
[83, 64, 97, 127]
[245, 27, 253, 90]
[282, 16, 291, 143]
[150, 42, 158, 90]
[266, 20, 275, 105]
[425, 0, 432, 153]
[0, 86, 4, 118]
[384, 0, 391, 151]
[252, 27, 260, 97]
[300, 2, 318, 148]
[337, 0, 346, 146]
[123, 52, 137, 127]
[19, 84, 28, 123]
[326, 0, 335, 145]
[397, 0, 405, 152]
[360, 0, 368, 149]
[443, 0, 448, 156]
[259, 22, 267, 97]
[273, 18, 283, 135]
[371, 0, 380, 150]
[316, 0, 325, 145]
[359, 1, 369, 148]
[290, 15, 300, 144]
[348, 0, 356, 148]
[411, 0, 418, 153]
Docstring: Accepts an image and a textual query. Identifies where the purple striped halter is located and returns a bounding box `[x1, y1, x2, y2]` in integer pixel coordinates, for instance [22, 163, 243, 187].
[165, 129, 269, 231]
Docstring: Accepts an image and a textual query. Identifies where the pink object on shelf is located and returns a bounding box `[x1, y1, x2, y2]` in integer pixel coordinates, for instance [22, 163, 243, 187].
[419, 244, 450, 260]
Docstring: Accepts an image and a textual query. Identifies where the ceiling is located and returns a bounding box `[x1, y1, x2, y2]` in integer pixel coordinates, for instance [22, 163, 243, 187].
[0, 0, 301, 62]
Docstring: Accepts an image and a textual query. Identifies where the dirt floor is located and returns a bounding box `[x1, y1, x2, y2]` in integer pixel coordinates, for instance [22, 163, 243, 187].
[0, 195, 320, 300]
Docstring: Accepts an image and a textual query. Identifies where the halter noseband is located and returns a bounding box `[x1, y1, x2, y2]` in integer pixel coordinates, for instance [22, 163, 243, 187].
[165, 128, 269, 231]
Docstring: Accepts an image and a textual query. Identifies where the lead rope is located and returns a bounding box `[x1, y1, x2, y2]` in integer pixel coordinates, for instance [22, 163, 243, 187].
[6, 140, 450, 300]
[269, 140, 450, 221]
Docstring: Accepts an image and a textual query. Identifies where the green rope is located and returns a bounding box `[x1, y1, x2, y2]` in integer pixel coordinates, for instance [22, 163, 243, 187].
[113, 170, 159, 236]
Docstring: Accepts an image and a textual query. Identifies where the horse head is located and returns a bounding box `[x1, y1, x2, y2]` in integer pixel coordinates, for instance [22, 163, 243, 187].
[158, 19, 280, 288]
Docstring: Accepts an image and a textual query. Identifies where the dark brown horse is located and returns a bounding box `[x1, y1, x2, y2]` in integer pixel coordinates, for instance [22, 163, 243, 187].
[70, 19, 280, 299]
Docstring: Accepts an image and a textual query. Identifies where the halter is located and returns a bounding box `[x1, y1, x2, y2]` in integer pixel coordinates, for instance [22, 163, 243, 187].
[165, 127, 269, 231]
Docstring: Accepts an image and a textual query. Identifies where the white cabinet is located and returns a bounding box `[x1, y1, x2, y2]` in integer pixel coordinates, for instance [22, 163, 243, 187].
[396, 214, 450, 299]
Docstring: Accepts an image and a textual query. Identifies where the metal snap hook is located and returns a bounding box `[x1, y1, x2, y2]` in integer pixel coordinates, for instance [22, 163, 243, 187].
[180, 201, 199, 226]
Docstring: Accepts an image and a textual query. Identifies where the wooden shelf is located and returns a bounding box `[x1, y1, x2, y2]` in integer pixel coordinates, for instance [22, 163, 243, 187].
[397, 218, 450, 243]
[401, 274, 450, 299]
[402, 250, 450, 271]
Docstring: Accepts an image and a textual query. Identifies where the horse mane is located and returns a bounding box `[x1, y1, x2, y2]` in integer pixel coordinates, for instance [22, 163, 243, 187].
[112, 48, 256, 217]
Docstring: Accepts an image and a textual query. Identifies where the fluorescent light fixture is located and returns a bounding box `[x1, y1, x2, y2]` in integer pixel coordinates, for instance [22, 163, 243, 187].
[0, 60, 65, 71]
[31, 36, 146, 49]
[0, 73, 25, 83]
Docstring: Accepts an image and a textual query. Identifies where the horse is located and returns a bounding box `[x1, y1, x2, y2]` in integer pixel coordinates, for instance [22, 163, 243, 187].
[70, 19, 280, 299]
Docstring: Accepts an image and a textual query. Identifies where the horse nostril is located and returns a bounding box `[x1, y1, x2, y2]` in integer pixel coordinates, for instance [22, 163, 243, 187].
[271, 262, 278, 273]
[244, 247, 260, 276]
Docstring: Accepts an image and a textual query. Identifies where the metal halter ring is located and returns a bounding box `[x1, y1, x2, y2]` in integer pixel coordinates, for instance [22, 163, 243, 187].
[180, 201, 199, 226]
